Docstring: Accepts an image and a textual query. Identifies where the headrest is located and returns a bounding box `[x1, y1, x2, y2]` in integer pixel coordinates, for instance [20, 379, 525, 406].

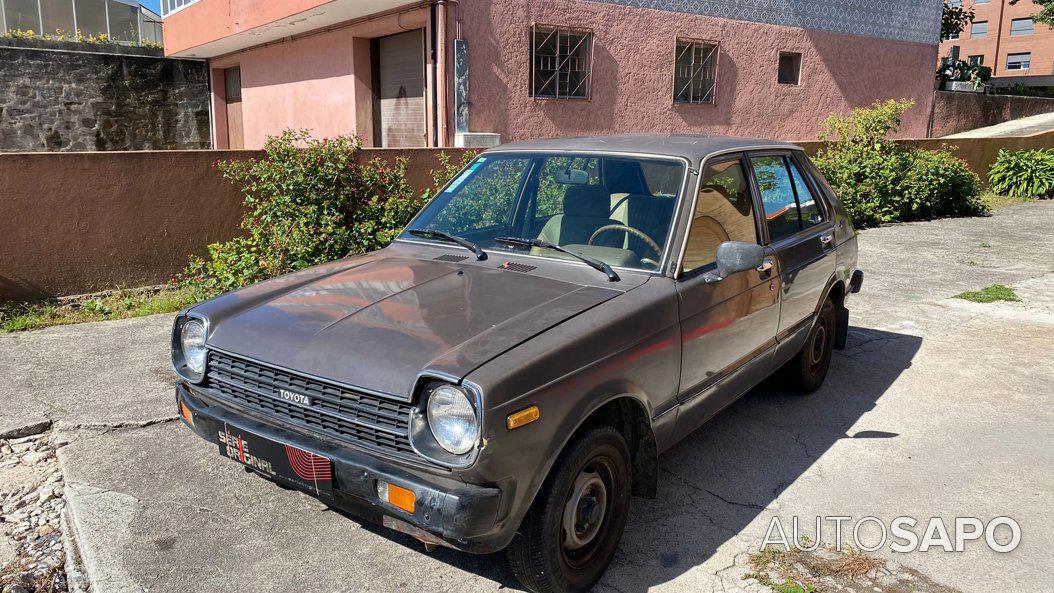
[563, 184, 611, 217]
[699, 184, 751, 216]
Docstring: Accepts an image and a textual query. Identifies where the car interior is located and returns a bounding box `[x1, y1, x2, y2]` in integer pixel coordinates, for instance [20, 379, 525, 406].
[409, 153, 685, 272]
[524, 157, 680, 270]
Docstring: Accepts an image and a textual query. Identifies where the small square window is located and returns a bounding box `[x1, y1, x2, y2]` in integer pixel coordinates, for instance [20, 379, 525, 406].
[778, 52, 802, 85]
[1010, 18, 1034, 36]
[531, 25, 592, 100]
[1006, 52, 1031, 71]
[967, 55, 984, 66]
[674, 40, 718, 104]
[971, 21, 988, 38]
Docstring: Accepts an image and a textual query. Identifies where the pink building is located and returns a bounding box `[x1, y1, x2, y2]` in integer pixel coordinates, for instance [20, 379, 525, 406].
[161, 0, 943, 149]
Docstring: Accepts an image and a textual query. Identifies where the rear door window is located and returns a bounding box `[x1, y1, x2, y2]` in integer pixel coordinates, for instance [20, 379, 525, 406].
[750, 155, 802, 242]
[787, 158, 824, 228]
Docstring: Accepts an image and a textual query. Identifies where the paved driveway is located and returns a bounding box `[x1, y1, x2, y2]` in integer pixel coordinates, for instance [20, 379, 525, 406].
[3, 201, 1052, 593]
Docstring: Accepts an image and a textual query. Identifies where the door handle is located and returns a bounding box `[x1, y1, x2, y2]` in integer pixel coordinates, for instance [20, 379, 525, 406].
[820, 233, 834, 247]
[757, 258, 773, 273]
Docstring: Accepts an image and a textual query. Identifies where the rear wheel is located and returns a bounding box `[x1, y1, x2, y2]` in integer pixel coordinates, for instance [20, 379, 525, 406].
[507, 426, 631, 593]
[785, 298, 835, 394]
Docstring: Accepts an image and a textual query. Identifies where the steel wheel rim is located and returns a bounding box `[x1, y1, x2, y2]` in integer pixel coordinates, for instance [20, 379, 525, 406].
[559, 455, 617, 569]
[811, 323, 827, 366]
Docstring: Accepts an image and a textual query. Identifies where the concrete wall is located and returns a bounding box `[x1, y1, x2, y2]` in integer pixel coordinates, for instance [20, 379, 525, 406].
[929, 91, 1054, 137]
[0, 39, 211, 152]
[0, 148, 468, 301]
[461, 0, 940, 141]
[5, 129, 1048, 301]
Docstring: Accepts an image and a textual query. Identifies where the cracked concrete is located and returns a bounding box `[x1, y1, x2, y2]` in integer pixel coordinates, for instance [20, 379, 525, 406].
[1, 201, 1051, 593]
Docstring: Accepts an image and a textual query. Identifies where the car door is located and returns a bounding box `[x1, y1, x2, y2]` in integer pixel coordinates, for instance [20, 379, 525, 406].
[746, 152, 836, 346]
[672, 154, 782, 439]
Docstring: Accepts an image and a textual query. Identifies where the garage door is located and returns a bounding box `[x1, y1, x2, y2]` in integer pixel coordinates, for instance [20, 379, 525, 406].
[376, 30, 426, 148]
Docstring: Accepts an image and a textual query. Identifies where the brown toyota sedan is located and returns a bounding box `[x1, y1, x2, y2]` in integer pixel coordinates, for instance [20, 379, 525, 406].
[172, 135, 862, 593]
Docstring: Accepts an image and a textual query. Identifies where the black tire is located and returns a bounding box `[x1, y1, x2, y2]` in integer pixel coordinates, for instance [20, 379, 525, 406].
[506, 425, 632, 593]
[785, 298, 836, 394]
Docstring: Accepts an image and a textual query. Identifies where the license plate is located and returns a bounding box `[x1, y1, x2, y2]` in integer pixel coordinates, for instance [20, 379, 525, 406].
[217, 424, 334, 498]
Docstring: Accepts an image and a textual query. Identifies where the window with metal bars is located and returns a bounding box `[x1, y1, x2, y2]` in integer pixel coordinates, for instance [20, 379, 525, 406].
[674, 40, 718, 104]
[531, 25, 592, 99]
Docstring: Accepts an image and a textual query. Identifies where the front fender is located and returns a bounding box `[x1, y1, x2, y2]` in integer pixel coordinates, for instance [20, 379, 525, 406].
[457, 279, 681, 549]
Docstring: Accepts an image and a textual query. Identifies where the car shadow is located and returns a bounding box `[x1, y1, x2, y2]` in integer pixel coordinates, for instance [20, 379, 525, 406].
[338, 325, 921, 591]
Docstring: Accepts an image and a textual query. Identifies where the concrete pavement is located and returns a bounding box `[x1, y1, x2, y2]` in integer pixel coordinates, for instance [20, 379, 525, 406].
[3, 201, 1052, 593]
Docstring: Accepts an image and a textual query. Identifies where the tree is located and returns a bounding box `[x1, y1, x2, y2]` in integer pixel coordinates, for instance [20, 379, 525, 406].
[942, 0, 975, 39]
[1010, 0, 1054, 27]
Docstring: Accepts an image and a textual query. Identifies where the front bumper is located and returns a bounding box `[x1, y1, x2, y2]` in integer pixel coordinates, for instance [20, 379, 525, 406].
[176, 383, 506, 553]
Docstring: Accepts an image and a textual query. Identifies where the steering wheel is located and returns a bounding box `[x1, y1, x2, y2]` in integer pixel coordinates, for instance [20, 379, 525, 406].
[588, 224, 662, 260]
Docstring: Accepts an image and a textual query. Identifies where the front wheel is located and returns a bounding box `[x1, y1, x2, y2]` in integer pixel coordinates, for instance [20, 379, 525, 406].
[785, 298, 836, 394]
[506, 426, 631, 593]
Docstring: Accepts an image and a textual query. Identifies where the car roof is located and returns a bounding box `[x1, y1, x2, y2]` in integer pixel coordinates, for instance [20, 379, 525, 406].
[485, 134, 802, 161]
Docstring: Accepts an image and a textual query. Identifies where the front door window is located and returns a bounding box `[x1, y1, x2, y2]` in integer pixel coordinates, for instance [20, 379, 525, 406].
[683, 158, 758, 273]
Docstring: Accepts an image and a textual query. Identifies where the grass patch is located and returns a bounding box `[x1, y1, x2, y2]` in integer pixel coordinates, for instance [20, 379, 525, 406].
[744, 544, 957, 593]
[954, 284, 1020, 304]
[980, 190, 1036, 210]
[1, 287, 196, 333]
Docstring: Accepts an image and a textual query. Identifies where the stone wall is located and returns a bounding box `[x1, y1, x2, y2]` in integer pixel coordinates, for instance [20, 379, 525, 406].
[930, 91, 1054, 137]
[0, 39, 210, 152]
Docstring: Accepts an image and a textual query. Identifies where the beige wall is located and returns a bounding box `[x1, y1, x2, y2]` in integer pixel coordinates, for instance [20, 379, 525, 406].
[797, 130, 1054, 186]
[3, 133, 1050, 302]
[0, 148, 468, 301]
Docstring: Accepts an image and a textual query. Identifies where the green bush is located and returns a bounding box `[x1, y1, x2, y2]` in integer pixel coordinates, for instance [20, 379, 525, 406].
[812, 99, 985, 228]
[988, 148, 1054, 199]
[901, 149, 985, 220]
[181, 130, 473, 300]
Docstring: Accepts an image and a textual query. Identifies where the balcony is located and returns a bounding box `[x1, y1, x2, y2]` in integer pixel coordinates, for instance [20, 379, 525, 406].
[162, 0, 416, 58]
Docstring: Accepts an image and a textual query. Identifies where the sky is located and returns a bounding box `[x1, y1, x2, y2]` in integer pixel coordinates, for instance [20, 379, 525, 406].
[140, 0, 161, 15]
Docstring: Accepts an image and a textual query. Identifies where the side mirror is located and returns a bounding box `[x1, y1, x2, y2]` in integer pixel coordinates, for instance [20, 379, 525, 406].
[703, 241, 765, 283]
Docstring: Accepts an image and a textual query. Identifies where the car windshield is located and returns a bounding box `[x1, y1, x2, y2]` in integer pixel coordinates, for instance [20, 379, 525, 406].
[403, 152, 686, 272]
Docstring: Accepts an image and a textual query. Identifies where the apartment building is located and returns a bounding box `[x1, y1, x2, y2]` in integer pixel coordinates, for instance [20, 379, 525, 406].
[940, 0, 1052, 86]
[162, 0, 943, 149]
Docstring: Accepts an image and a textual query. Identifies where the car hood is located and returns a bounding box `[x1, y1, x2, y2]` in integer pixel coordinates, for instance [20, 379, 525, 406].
[201, 255, 624, 400]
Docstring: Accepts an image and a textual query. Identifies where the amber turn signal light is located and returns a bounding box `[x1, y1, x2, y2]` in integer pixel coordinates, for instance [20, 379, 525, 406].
[506, 406, 540, 430]
[377, 480, 416, 514]
[179, 402, 193, 426]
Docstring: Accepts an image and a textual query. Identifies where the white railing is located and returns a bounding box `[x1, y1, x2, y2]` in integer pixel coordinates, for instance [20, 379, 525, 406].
[0, 0, 162, 45]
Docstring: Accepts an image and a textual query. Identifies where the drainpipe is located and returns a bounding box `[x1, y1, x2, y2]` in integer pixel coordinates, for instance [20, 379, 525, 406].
[436, 0, 449, 147]
[992, 0, 1007, 76]
[430, 2, 438, 147]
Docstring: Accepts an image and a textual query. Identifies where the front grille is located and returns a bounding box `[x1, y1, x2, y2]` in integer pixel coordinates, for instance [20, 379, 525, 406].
[203, 351, 418, 460]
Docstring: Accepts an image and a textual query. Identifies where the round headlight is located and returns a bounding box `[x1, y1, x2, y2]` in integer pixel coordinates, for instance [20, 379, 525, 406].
[426, 385, 479, 455]
[180, 319, 207, 376]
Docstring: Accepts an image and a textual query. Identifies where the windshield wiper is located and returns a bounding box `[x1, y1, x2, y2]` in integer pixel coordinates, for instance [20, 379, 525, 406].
[408, 229, 487, 261]
[495, 237, 619, 282]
